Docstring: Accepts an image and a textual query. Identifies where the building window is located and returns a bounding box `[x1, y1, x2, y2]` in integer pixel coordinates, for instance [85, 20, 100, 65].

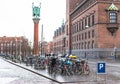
[63, 38, 66, 47]
[71, 24, 73, 34]
[82, 42, 83, 49]
[83, 43, 84, 49]
[92, 40, 94, 49]
[75, 44, 76, 49]
[82, 33, 84, 40]
[76, 36, 77, 42]
[88, 41, 90, 49]
[88, 31, 90, 39]
[72, 44, 75, 50]
[85, 32, 87, 39]
[75, 23, 77, 33]
[77, 43, 78, 49]
[72, 24, 74, 34]
[82, 20, 84, 30]
[1, 47, 3, 50]
[92, 15, 94, 26]
[66, 25, 68, 35]
[77, 21, 79, 32]
[79, 21, 81, 31]
[77, 35, 79, 41]
[1, 43, 3, 47]
[73, 24, 75, 34]
[92, 30, 94, 38]
[79, 43, 81, 49]
[84, 42, 86, 49]
[85, 18, 87, 29]
[88, 16, 90, 27]
[109, 12, 117, 23]
[79, 34, 81, 41]
[67, 41, 68, 47]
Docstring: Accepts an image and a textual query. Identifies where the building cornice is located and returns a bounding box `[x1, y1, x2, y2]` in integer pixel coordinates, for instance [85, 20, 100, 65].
[70, 0, 88, 15]
[70, 0, 98, 21]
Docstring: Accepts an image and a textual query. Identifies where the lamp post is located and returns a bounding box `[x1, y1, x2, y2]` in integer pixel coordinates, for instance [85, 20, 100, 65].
[63, 35, 66, 55]
[19, 40, 22, 63]
[15, 38, 17, 59]
[10, 41, 13, 61]
[4, 41, 7, 57]
[10, 41, 12, 55]
[114, 46, 117, 59]
[29, 41, 32, 55]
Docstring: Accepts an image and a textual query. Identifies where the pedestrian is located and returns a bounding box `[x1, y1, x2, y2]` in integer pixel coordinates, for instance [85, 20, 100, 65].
[85, 52, 86, 59]
[19, 55, 22, 64]
[30, 58, 33, 66]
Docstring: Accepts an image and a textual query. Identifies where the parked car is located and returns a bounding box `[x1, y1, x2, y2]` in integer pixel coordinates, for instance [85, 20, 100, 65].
[0, 53, 6, 57]
[69, 54, 77, 59]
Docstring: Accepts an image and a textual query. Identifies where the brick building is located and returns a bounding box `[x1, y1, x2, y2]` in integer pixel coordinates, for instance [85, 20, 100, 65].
[66, 0, 120, 58]
[46, 41, 53, 54]
[53, 22, 66, 55]
[0, 36, 31, 60]
[39, 41, 48, 55]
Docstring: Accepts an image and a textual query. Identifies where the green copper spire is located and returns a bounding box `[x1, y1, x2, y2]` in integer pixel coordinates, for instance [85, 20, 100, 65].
[32, 2, 41, 18]
[107, 3, 118, 11]
[62, 19, 64, 25]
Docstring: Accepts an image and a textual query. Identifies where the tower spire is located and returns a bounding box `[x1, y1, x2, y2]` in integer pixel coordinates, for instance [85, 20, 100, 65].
[32, 2, 41, 56]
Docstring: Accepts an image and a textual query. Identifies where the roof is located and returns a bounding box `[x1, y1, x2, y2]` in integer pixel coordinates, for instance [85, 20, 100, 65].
[107, 3, 119, 11]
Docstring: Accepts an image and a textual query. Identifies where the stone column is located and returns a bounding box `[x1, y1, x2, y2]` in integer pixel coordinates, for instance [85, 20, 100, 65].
[33, 18, 40, 56]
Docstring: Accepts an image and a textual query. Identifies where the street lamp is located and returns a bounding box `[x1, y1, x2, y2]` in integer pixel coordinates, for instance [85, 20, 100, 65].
[15, 38, 17, 59]
[63, 34, 66, 55]
[29, 41, 32, 55]
[5, 41, 7, 56]
[85, 25, 89, 28]
[19, 40, 22, 63]
[40, 41, 42, 56]
[10, 41, 12, 55]
[114, 46, 117, 59]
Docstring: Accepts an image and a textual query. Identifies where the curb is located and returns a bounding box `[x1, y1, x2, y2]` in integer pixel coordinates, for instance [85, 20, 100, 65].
[2, 58, 62, 84]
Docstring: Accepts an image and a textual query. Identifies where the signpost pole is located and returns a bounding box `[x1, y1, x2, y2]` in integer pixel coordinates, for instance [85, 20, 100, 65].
[97, 62, 107, 83]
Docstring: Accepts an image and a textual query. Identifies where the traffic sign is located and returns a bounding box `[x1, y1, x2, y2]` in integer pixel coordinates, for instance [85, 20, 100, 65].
[97, 62, 106, 74]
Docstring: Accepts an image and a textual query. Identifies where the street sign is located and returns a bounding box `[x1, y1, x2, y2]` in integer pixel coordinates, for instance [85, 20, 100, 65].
[97, 62, 106, 74]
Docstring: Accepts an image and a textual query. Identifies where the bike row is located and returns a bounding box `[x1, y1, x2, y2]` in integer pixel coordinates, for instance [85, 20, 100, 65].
[46, 56, 90, 76]
[24, 55, 90, 76]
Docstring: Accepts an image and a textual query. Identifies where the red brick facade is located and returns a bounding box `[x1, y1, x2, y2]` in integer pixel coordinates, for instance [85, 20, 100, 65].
[66, 0, 120, 58]
[33, 18, 40, 56]
[0, 36, 30, 60]
[46, 41, 53, 54]
[53, 23, 65, 55]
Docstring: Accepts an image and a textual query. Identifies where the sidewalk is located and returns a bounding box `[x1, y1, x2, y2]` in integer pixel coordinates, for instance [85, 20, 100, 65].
[88, 58, 120, 67]
[3, 58, 98, 84]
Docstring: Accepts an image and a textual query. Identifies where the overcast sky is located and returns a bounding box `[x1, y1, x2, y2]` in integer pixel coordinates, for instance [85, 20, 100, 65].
[0, 0, 66, 42]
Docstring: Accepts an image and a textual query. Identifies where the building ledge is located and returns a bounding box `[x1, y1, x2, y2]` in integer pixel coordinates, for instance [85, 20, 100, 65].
[107, 23, 118, 35]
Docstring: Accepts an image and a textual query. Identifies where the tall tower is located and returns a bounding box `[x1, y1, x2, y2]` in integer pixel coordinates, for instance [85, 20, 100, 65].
[32, 3, 41, 56]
